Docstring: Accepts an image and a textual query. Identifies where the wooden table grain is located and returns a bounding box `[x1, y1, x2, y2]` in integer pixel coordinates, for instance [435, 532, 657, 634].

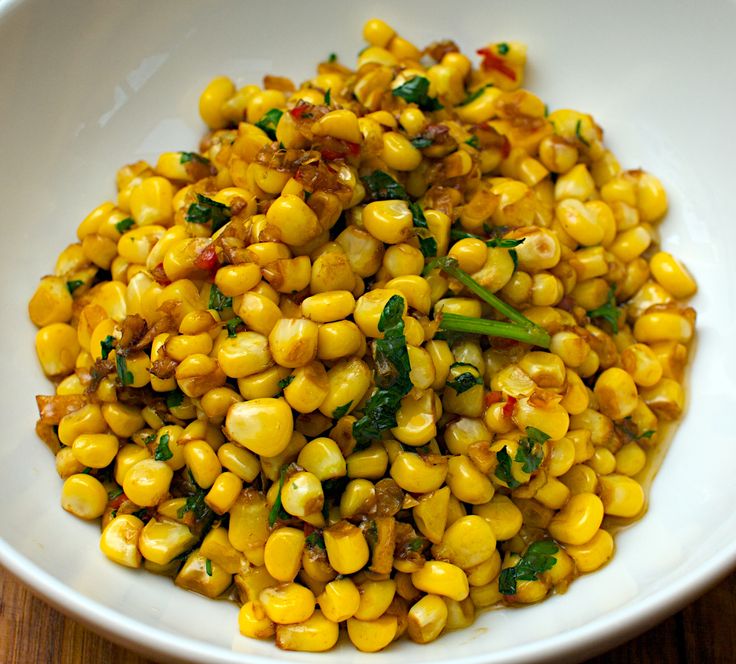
[2, 566, 734, 663]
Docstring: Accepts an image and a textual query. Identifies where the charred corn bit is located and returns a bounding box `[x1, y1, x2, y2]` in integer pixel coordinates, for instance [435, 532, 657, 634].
[30, 17, 697, 654]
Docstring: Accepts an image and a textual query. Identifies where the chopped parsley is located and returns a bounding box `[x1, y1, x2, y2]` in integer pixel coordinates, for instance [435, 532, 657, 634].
[154, 433, 173, 461]
[486, 238, 525, 249]
[278, 375, 295, 391]
[499, 540, 559, 596]
[205, 558, 213, 576]
[497, 42, 510, 55]
[392, 76, 443, 111]
[495, 447, 520, 489]
[208, 283, 232, 312]
[587, 286, 620, 333]
[255, 108, 283, 140]
[465, 135, 480, 149]
[225, 316, 243, 337]
[327, 52, 337, 63]
[186, 194, 232, 233]
[332, 401, 353, 419]
[446, 364, 483, 394]
[515, 426, 550, 474]
[409, 202, 437, 258]
[177, 487, 208, 521]
[166, 389, 185, 409]
[352, 295, 413, 450]
[459, 84, 492, 106]
[407, 538, 425, 552]
[575, 119, 590, 147]
[115, 354, 134, 386]
[410, 136, 433, 148]
[115, 217, 135, 234]
[66, 280, 84, 294]
[268, 466, 289, 527]
[100, 335, 115, 360]
[361, 170, 409, 201]
[107, 487, 123, 500]
[81, 467, 92, 475]
[324, 88, 331, 105]
[180, 152, 210, 165]
[306, 531, 325, 549]
[142, 432, 157, 445]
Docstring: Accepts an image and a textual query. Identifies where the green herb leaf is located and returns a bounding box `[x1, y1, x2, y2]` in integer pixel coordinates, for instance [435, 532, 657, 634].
[269, 467, 289, 527]
[499, 540, 558, 595]
[446, 371, 482, 394]
[465, 135, 480, 149]
[177, 487, 209, 521]
[497, 42, 510, 55]
[306, 531, 325, 549]
[352, 295, 413, 450]
[108, 487, 123, 500]
[255, 108, 283, 140]
[100, 335, 115, 360]
[459, 84, 492, 106]
[544, 104, 549, 118]
[115, 354, 134, 386]
[180, 152, 210, 165]
[114, 217, 135, 234]
[361, 170, 409, 201]
[186, 194, 232, 233]
[225, 316, 243, 337]
[324, 88, 331, 105]
[392, 76, 443, 111]
[407, 538, 425, 552]
[205, 558, 213, 576]
[486, 238, 525, 249]
[81, 467, 92, 475]
[515, 426, 550, 474]
[66, 280, 84, 294]
[575, 119, 590, 147]
[332, 401, 353, 419]
[278, 375, 294, 391]
[494, 447, 520, 489]
[587, 286, 620, 333]
[327, 52, 337, 63]
[154, 433, 173, 461]
[208, 283, 232, 312]
[166, 389, 184, 409]
[638, 429, 656, 440]
[142, 432, 157, 445]
[411, 136, 433, 148]
[410, 202, 437, 258]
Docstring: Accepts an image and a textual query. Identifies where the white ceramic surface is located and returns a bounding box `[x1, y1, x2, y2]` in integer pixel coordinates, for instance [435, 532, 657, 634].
[2, 0, 736, 662]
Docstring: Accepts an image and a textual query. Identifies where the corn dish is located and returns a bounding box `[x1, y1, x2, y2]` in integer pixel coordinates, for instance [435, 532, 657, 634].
[29, 18, 697, 653]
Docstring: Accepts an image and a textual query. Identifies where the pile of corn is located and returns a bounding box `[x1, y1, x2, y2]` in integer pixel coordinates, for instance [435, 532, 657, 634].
[29, 18, 696, 652]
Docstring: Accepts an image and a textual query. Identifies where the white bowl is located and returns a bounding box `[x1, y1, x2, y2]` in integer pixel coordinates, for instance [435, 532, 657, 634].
[2, 0, 735, 661]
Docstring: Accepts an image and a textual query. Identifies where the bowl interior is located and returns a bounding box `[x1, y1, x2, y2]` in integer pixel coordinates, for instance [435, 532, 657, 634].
[2, 0, 736, 662]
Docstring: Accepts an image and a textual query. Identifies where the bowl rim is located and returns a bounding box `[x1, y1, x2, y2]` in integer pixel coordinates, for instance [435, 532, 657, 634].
[2, 535, 736, 663]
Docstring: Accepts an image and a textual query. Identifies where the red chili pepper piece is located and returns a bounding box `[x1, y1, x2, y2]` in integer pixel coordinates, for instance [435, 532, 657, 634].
[194, 244, 220, 274]
[477, 47, 518, 81]
[502, 395, 517, 418]
[485, 390, 503, 407]
[150, 263, 171, 286]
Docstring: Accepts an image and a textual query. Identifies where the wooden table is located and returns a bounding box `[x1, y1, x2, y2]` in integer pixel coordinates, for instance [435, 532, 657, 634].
[2, 567, 734, 663]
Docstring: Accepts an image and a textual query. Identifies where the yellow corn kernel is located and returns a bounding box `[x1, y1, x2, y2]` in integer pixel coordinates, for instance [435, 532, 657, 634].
[265, 195, 322, 247]
[610, 225, 652, 262]
[259, 583, 315, 625]
[300, 290, 355, 323]
[99, 514, 144, 568]
[432, 515, 496, 570]
[407, 594, 448, 644]
[29, 276, 74, 327]
[281, 471, 324, 518]
[55, 446, 85, 478]
[615, 442, 647, 477]
[555, 199, 604, 246]
[246, 91, 287, 125]
[550, 331, 590, 369]
[512, 396, 569, 441]
[113, 444, 150, 486]
[318, 578, 361, 622]
[71, 433, 118, 468]
[228, 488, 269, 554]
[35, 323, 80, 377]
[448, 238, 488, 274]
[324, 521, 369, 575]
[548, 492, 604, 545]
[122, 458, 173, 507]
[315, 321, 362, 363]
[339, 479, 375, 518]
[649, 251, 696, 299]
[599, 474, 645, 517]
[225, 398, 293, 457]
[176, 549, 233, 598]
[410, 486, 449, 544]
[382, 243, 424, 279]
[238, 601, 275, 640]
[362, 199, 414, 245]
[588, 447, 616, 476]
[346, 444, 389, 480]
[633, 311, 693, 344]
[354, 579, 396, 621]
[335, 226, 385, 279]
[390, 451, 447, 493]
[318, 358, 372, 418]
[281, 362, 327, 414]
[353, 289, 406, 338]
[620, 343, 663, 387]
[58, 404, 107, 446]
[564, 529, 614, 573]
[538, 135, 579, 173]
[199, 75, 235, 129]
[465, 550, 502, 588]
[263, 527, 306, 583]
[347, 615, 398, 653]
[99, 402, 143, 438]
[61, 473, 108, 520]
[129, 176, 173, 227]
[201, 471, 241, 515]
[216, 443, 259, 483]
[455, 86, 502, 124]
[392, 389, 438, 445]
[199, 527, 243, 574]
[594, 367, 639, 420]
[268, 318, 319, 368]
[275, 610, 339, 652]
[412, 561, 469, 601]
[535, 477, 571, 510]
[446, 455, 494, 505]
[213, 263, 261, 298]
[237, 291, 282, 336]
[215, 331, 270, 379]
[473, 495, 523, 541]
[555, 164, 595, 201]
[164, 332, 213, 362]
[382, 131, 422, 171]
[297, 437, 346, 481]
[138, 518, 196, 565]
